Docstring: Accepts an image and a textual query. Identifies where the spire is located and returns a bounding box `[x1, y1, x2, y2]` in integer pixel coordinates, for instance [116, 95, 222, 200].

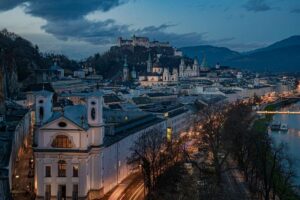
[123, 55, 129, 81]
[124, 55, 128, 68]
[201, 53, 207, 67]
[147, 52, 152, 73]
[180, 57, 185, 65]
[194, 57, 199, 65]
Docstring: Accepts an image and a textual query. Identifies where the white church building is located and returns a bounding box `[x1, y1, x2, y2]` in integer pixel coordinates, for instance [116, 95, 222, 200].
[33, 90, 166, 200]
[138, 54, 179, 86]
[179, 58, 200, 78]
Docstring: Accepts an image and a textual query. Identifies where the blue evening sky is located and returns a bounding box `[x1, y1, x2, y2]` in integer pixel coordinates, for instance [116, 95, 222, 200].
[0, 0, 299, 59]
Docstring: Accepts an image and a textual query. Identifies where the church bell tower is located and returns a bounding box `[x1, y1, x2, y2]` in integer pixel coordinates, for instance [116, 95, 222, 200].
[123, 56, 129, 82]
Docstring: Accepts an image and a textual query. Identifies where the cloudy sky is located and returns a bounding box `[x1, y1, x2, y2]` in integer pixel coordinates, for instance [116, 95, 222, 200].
[0, 0, 299, 59]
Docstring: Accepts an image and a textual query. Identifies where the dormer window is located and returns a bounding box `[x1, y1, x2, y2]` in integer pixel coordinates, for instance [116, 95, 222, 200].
[52, 135, 72, 148]
[91, 108, 96, 120]
[58, 122, 67, 128]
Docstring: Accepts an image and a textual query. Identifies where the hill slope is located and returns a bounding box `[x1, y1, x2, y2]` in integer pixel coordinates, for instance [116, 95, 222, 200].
[248, 35, 300, 54]
[179, 45, 240, 66]
[0, 29, 79, 85]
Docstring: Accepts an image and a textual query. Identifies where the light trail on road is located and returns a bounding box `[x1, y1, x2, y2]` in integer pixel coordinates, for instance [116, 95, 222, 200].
[128, 182, 144, 200]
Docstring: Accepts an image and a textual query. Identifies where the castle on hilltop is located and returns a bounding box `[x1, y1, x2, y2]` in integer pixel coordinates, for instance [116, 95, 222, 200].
[117, 35, 171, 48]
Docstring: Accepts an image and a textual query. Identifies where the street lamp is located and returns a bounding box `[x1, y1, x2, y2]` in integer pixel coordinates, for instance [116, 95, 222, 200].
[167, 127, 172, 142]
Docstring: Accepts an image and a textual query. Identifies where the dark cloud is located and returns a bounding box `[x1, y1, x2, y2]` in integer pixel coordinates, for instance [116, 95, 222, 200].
[244, 0, 271, 12]
[43, 18, 206, 47]
[291, 8, 300, 14]
[0, 0, 126, 20]
[0, 0, 224, 52]
[24, 0, 127, 21]
[0, 0, 27, 11]
[0, 0, 132, 45]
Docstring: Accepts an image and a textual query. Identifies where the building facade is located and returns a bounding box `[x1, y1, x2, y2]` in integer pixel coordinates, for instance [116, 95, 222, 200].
[139, 55, 178, 86]
[34, 91, 104, 200]
[179, 58, 200, 78]
[117, 35, 170, 48]
[33, 91, 169, 200]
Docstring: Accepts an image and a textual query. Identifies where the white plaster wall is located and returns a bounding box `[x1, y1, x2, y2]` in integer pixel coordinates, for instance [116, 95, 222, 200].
[102, 121, 166, 194]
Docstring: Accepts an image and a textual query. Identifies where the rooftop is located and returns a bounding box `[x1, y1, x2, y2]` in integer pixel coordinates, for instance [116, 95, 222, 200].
[44, 105, 89, 130]
[132, 97, 152, 105]
[147, 93, 177, 98]
[104, 114, 164, 147]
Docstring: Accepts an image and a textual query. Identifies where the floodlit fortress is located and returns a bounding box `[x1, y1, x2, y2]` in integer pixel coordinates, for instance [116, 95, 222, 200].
[117, 35, 171, 48]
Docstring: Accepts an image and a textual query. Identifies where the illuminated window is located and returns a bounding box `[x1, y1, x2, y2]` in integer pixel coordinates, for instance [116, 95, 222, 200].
[58, 160, 67, 177]
[167, 127, 172, 142]
[52, 135, 72, 148]
[45, 166, 51, 177]
[73, 166, 79, 177]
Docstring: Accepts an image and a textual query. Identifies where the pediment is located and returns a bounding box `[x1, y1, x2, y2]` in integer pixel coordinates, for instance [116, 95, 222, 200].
[41, 116, 85, 131]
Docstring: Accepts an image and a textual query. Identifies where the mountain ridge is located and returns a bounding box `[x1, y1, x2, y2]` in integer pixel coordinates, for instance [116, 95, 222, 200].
[180, 35, 300, 72]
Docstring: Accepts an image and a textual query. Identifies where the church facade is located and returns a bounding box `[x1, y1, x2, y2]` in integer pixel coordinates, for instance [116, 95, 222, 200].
[138, 54, 179, 86]
[179, 58, 200, 79]
[33, 90, 165, 200]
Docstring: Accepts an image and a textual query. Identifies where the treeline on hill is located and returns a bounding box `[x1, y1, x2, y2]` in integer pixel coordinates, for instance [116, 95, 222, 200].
[0, 29, 79, 84]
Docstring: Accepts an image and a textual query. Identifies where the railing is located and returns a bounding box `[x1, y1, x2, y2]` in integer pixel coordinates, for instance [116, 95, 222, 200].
[257, 111, 300, 115]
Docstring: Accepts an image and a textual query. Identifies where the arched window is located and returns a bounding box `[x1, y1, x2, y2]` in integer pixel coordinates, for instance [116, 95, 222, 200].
[91, 108, 96, 120]
[58, 160, 67, 177]
[52, 135, 72, 148]
[39, 107, 44, 121]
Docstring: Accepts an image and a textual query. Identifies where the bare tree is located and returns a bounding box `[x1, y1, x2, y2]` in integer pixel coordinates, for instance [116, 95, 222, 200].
[196, 104, 229, 184]
[128, 129, 165, 196]
[128, 127, 189, 199]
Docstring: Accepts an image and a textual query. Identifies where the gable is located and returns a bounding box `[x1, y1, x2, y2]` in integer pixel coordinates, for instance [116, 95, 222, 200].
[41, 116, 85, 131]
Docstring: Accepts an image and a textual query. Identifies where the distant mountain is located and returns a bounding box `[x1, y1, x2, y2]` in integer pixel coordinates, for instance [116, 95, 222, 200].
[181, 36, 300, 72]
[224, 45, 300, 72]
[179, 45, 241, 66]
[248, 35, 300, 54]
[225, 35, 300, 72]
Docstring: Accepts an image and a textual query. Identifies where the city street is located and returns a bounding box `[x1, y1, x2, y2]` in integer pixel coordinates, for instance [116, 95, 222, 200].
[103, 173, 145, 200]
[11, 134, 35, 200]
